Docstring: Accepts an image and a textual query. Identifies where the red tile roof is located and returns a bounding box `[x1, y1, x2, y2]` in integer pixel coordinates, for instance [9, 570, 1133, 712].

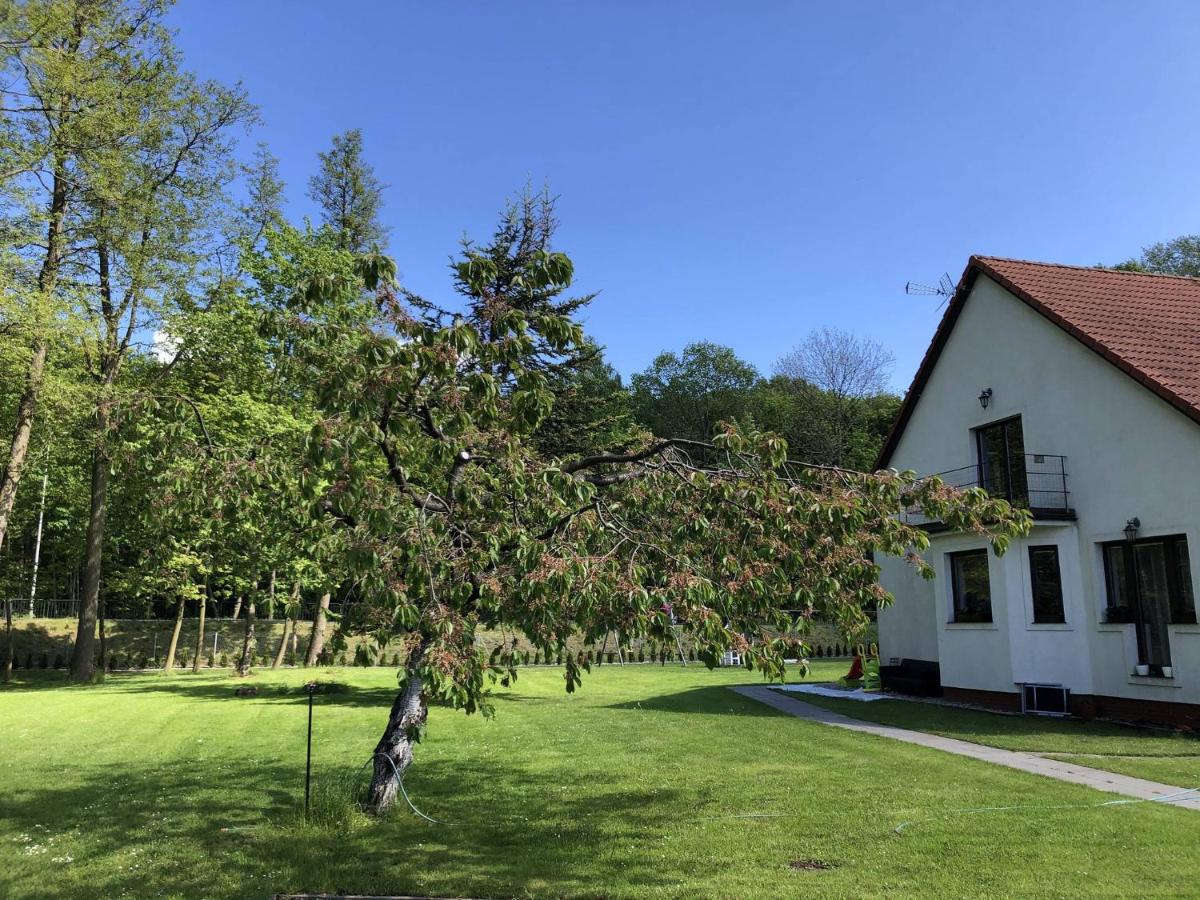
[876, 255, 1200, 468]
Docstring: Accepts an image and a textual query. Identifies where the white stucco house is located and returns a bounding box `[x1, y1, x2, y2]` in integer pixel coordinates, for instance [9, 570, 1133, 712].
[876, 256, 1200, 727]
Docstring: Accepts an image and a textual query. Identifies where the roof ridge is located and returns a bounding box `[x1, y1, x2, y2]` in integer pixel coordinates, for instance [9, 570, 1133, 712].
[973, 254, 1200, 283]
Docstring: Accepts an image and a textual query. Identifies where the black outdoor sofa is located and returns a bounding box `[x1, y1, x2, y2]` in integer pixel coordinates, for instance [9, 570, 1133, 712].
[878, 658, 942, 697]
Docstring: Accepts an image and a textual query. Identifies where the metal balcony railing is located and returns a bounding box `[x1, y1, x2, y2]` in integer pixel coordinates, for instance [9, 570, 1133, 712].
[906, 453, 1072, 526]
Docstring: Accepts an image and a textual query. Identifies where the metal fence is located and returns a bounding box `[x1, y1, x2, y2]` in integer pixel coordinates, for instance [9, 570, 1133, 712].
[9, 597, 346, 620]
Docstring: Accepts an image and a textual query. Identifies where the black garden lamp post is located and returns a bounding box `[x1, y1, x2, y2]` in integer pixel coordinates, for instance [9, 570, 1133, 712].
[304, 681, 318, 817]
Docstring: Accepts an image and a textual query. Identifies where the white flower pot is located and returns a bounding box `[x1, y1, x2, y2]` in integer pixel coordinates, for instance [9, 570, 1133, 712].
[1161, 666, 1173, 678]
[1135, 664, 1150, 676]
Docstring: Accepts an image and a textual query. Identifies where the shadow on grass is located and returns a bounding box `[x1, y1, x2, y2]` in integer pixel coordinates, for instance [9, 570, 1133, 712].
[606, 684, 790, 717]
[794, 692, 1200, 751]
[0, 745, 703, 899]
[1, 670, 401, 707]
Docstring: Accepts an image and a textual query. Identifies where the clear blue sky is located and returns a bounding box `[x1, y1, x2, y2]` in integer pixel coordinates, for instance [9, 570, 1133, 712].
[167, 0, 1200, 390]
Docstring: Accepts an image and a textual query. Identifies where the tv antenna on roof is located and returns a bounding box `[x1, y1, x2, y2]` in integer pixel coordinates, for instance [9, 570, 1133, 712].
[904, 272, 955, 309]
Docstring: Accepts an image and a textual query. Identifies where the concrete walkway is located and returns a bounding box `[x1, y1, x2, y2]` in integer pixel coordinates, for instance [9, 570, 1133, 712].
[731, 685, 1200, 811]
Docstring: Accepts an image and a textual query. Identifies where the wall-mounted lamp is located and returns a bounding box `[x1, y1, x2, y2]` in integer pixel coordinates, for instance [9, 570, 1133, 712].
[978, 388, 993, 409]
[1124, 517, 1141, 543]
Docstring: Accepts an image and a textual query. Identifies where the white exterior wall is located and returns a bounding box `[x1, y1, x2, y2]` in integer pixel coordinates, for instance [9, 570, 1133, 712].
[879, 275, 1200, 706]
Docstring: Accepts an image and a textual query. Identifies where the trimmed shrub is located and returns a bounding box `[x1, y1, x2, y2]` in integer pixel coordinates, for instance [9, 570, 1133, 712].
[219, 652, 229, 668]
[606, 651, 615, 664]
[39, 651, 48, 669]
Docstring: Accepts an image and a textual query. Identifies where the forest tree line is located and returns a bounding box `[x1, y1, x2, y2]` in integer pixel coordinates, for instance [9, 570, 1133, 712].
[0, 5, 903, 646]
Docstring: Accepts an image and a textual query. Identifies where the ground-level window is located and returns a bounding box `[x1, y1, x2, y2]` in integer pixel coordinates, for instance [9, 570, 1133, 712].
[1102, 534, 1197, 672]
[1028, 545, 1065, 624]
[949, 549, 992, 623]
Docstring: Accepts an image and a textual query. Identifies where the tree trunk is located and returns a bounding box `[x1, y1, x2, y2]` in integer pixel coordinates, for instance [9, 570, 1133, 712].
[163, 595, 185, 672]
[192, 584, 207, 674]
[366, 643, 427, 814]
[0, 339, 48, 558]
[1, 147, 67, 612]
[272, 617, 291, 669]
[3, 598, 12, 684]
[231, 596, 242, 621]
[0, 147, 65, 565]
[97, 596, 107, 680]
[304, 591, 331, 666]
[68, 411, 111, 683]
[236, 598, 256, 677]
[27, 462, 48, 616]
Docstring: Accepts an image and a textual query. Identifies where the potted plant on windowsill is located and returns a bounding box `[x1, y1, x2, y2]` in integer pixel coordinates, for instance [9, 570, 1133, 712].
[1105, 605, 1135, 624]
[1134, 664, 1150, 676]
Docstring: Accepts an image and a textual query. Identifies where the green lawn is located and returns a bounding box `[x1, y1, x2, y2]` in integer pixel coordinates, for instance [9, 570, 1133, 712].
[2, 664, 1199, 899]
[788, 690, 1200, 786]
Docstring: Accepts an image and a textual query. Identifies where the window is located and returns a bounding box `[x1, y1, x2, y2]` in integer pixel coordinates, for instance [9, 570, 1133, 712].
[1102, 534, 1197, 672]
[1022, 683, 1069, 716]
[950, 549, 992, 623]
[1028, 545, 1065, 624]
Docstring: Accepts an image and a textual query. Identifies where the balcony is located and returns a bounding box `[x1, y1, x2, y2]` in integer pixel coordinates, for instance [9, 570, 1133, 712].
[905, 453, 1074, 529]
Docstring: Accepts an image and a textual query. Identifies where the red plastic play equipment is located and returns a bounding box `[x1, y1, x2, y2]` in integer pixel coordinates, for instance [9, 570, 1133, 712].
[844, 654, 864, 681]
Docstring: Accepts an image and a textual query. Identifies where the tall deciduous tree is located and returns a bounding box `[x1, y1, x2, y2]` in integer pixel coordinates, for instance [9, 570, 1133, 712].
[0, 0, 106, 563]
[64, 2, 254, 681]
[630, 342, 759, 441]
[307, 129, 386, 252]
[773, 328, 898, 469]
[1116, 235, 1200, 277]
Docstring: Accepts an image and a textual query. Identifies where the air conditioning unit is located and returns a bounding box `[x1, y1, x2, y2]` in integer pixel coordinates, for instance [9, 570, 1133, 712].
[1022, 683, 1069, 717]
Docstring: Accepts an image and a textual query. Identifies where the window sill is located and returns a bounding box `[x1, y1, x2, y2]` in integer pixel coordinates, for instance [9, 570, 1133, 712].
[1170, 624, 1200, 634]
[1026, 623, 1072, 631]
[945, 622, 999, 630]
[1127, 675, 1181, 688]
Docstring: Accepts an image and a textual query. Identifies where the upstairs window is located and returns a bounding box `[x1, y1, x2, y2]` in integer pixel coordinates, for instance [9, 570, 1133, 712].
[1028, 545, 1066, 624]
[950, 549, 992, 623]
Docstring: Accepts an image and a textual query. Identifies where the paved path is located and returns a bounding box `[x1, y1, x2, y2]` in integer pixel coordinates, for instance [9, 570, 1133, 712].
[731, 685, 1200, 811]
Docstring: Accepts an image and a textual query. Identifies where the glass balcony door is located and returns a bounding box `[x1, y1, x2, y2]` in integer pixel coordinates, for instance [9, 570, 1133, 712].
[975, 416, 1028, 504]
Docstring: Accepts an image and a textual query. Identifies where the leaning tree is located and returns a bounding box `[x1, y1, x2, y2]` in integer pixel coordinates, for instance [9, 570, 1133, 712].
[269, 232, 1028, 814]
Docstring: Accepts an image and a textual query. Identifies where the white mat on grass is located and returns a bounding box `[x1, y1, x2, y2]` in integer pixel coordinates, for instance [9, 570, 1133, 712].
[778, 683, 890, 702]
